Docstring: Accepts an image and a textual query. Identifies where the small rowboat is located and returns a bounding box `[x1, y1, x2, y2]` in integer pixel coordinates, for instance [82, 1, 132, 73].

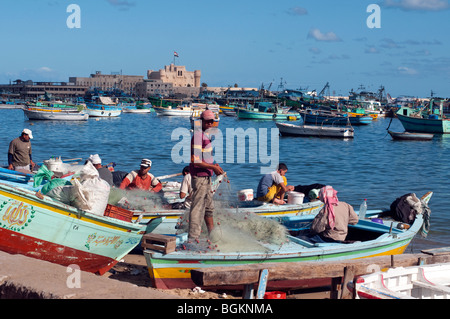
[143, 192, 432, 290]
[388, 130, 434, 141]
[276, 122, 354, 138]
[350, 262, 450, 299]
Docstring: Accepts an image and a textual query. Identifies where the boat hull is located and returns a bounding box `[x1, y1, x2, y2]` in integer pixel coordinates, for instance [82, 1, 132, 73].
[23, 109, 89, 121]
[276, 122, 354, 138]
[0, 183, 145, 275]
[397, 113, 450, 134]
[154, 107, 192, 116]
[235, 108, 298, 120]
[86, 108, 121, 117]
[302, 113, 372, 126]
[388, 130, 434, 141]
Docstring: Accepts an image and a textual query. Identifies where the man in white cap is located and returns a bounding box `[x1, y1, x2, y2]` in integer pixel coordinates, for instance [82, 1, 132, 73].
[8, 129, 35, 172]
[119, 159, 162, 192]
[188, 109, 224, 241]
[88, 154, 113, 186]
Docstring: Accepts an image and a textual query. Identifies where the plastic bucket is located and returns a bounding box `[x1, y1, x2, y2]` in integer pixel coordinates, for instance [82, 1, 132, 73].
[44, 158, 63, 172]
[237, 189, 253, 201]
[287, 191, 304, 204]
[264, 291, 286, 299]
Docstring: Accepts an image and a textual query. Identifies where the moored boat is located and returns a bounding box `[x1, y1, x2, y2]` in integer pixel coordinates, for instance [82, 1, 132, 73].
[143, 192, 432, 289]
[276, 122, 354, 138]
[388, 130, 434, 141]
[86, 96, 121, 117]
[301, 109, 372, 126]
[23, 102, 89, 121]
[0, 181, 157, 275]
[396, 98, 450, 134]
[350, 262, 450, 299]
[235, 101, 299, 121]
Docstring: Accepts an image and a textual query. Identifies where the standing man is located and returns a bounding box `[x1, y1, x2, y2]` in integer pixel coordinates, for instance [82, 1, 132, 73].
[8, 129, 35, 172]
[119, 159, 162, 192]
[189, 109, 224, 241]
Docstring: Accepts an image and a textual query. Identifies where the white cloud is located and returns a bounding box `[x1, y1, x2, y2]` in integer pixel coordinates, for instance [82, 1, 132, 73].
[307, 28, 341, 42]
[365, 46, 380, 54]
[287, 6, 308, 16]
[398, 66, 419, 75]
[383, 0, 450, 11]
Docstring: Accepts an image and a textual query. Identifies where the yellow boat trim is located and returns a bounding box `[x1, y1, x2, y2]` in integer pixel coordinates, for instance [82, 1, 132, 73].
[0, 189, 133, 232]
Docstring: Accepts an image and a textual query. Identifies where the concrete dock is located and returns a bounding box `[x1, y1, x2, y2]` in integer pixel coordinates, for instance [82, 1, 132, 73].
[0, 250, 179, 299]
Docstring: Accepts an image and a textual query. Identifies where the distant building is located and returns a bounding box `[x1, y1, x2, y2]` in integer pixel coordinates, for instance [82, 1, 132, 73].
[69, 71, 144, 94]
[147, 64, 201, 88]
[0, 80, 87, 99]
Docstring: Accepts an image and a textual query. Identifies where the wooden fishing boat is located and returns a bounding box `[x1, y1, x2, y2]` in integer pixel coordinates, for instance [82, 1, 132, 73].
[276, 122, 354, 138]
[122, 106, 153, 113]
[0, 181, 159, 275]
[234, 101, 298, 121]
[388, 130, 434, 141]
[301, 110, 372, 126]
[23, 102, 89, 121]
[86, 97, 121, 117]
[133, 199, 324, 235]
[396, 98, 450, 134]
[154, 105, 194, 116]
[350, 262, 450, 299]
[143, 192, 432, 289]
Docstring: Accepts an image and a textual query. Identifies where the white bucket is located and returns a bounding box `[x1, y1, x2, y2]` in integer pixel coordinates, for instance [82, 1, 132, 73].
[43, 158, 63, 173]
[237, 189, 254, 201]
[288, 191, 304, 205]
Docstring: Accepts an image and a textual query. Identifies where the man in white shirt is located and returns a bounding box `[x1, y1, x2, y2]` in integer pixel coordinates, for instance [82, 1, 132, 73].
[256, 163, 294, 205]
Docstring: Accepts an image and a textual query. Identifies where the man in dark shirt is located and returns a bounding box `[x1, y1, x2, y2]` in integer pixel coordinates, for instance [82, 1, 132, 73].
[8, 129, 35, 172]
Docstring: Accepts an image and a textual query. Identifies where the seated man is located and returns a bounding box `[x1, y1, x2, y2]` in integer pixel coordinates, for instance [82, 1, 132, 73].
[309, 186, 359, 243]
[119, 159, 162, 192]
[256, 163, 294, 205]
[179, 166, 192, 209]
[88, 154, 113, 186]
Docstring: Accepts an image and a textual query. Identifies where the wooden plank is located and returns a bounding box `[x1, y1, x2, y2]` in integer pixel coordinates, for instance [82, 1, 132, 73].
[191, 252, 450, 287]
[422, 247, 450, 256]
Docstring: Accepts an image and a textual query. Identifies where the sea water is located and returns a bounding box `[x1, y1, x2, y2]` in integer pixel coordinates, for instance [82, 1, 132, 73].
[1, 109, 449, 252]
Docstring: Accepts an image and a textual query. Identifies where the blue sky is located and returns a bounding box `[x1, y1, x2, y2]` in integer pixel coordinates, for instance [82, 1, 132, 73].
[1, 0, 449, 97]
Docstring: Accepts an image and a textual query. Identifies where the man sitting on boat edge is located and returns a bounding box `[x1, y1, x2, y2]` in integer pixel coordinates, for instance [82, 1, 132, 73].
[119, 159, 162, 193]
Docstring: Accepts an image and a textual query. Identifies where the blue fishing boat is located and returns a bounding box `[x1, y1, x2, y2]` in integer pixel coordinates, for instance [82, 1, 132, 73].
[396, 98, 450, 134]
[301, 109, 372, 126]
[235, 101, 299, 121]
[143, 192, 432, 289]
[86, 96, 121, 117]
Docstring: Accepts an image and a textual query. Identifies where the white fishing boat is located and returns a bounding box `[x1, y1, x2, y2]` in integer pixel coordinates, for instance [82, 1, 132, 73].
[276, 122, 354, 138]
[23, 102, 89, 121]
[154, 105, 194, 116]
[350, 262, 450, 299]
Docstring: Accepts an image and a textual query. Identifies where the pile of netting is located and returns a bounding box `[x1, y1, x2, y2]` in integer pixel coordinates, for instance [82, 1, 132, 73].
[176, 175, 289, 253]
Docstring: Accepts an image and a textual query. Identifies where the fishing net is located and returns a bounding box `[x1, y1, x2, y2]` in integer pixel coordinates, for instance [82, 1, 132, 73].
[176, 175, 289, 253]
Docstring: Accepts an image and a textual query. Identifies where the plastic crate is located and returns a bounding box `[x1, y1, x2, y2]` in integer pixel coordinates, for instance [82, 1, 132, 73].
[104, 204, 133, 222]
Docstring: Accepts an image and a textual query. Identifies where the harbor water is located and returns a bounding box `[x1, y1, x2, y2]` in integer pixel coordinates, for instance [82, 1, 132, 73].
[2, 109, 449, 253]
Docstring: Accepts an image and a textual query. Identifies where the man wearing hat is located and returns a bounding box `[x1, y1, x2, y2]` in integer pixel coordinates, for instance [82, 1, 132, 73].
[8, 129, 35, 172]
[119, 159, 162, 192]
[88, 154, 113, 186]
[188, 109, 224, 241]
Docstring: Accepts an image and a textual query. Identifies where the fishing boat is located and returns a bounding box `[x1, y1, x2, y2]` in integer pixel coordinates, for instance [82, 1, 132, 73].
[23, 102, 89, 121]
[133, 199, 324, 235]
[143, 192, 432, 289]
[301, 109, 372, 126]
[396, 98, 450, 133]
[235, 101, 299, 121]
[0, 180, 159, 275]
[86, 96, 121, 117]
[349, 262, 450, 299]
[388, 130, 434, 141]
[276, 122, 354, 138]
[154, 105, 194, 116]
